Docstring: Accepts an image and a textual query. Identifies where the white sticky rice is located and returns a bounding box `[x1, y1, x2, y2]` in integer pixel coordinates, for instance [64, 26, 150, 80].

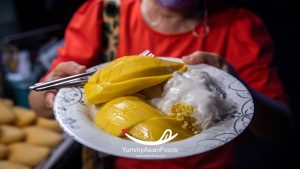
[151, 67, 233, 130]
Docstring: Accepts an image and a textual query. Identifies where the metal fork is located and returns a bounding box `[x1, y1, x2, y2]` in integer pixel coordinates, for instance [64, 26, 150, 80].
[29, 50, 155, 91]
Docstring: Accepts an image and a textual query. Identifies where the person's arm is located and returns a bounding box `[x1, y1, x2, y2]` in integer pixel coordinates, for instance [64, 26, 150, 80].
[29, 0, 103, 118]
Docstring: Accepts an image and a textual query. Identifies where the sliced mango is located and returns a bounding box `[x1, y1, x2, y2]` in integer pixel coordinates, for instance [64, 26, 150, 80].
[84, 74, 172, 104]
[128, 117, 194, 141]
[94, 96, 161, 136]
[84, 56, 186, 104]
[94, 56, 185, 83]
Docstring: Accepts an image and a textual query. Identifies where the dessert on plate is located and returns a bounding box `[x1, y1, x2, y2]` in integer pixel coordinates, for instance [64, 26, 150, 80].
[84, 56, 233, 142]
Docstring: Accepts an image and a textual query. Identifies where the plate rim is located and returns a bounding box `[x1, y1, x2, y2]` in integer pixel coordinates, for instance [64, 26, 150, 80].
[53, 57, 254, 159]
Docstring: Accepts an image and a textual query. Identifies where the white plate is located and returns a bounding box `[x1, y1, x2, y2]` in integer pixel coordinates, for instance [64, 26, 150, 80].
[53, 57, 254, 159]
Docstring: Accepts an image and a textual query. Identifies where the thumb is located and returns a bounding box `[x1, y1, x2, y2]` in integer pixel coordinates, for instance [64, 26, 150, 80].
[54, 61, 86, 77]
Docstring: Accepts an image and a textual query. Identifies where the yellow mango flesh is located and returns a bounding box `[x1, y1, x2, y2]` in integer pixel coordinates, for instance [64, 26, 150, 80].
[84, 74, 172, 104]
[128, 117, 193, 141]
[94, 56, 185, 83]
[84, 56, 186, 104]
[94, 96, 161, 136]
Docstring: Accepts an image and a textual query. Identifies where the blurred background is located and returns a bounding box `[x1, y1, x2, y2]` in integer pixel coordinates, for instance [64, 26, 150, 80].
[0, 0, 299, 168]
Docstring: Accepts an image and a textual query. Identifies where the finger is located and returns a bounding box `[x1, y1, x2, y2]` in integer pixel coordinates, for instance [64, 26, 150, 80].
[183, 51, 221, 66]
[182, 51, 204, 64]
[53, 61, 86, 78]
[198, 52, 223, 68]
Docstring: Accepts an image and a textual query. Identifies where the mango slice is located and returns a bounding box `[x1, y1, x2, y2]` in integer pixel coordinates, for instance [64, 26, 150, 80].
[128, 117, 193, 141]
[94, 96, 161, 136]
[84, 56, 186, 104]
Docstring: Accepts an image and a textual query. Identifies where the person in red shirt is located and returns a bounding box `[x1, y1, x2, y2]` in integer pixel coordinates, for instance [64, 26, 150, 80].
[29, 0, 292, 168]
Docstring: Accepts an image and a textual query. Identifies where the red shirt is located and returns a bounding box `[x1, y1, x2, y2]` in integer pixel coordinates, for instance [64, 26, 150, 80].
[48, 0, 288, 168]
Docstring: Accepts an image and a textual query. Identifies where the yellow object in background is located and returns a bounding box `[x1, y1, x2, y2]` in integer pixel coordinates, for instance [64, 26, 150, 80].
[84, 56, 186, 104]
[23, 127, 63, 148]
[8, 143, 50, 167]
[94, 96, 161, 136]
[0, 125, 26, 144]
[0, 161, 30, 169]
[0, 98, 64, 168]
[13, 107, 36, 127]
[0, 144, 8, 159]
[36, 117, 62, 132]
[0, 102, 16, 124]
[128, 117, 193, 141]
[0, 99, 14, 107]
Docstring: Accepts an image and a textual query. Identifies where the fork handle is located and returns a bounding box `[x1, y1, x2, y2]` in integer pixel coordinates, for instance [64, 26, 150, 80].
[30, 71, 95, 90]
[32, 79, 87, 91]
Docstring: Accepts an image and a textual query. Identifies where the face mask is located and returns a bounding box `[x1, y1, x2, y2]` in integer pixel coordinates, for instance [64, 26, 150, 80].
[156, 0, 200, 9]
